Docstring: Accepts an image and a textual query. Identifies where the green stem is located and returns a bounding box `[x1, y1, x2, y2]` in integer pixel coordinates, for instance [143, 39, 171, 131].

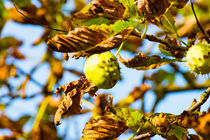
[141, 24, 148, 39]
[115, 41, 125, 57]
[32, 97, 49, 130]
[128, 124, 144, 140]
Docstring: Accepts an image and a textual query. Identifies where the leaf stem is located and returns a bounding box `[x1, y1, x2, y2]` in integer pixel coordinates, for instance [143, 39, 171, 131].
[141, 24, 148, 39]
[115, 41, 125, 56]
[128, 124, 144, 140]
[32, 97, 49, 130]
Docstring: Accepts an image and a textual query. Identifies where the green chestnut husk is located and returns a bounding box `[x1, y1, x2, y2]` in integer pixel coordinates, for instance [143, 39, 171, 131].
[186, 43, 210, 74]
[84, 51, 121, 89]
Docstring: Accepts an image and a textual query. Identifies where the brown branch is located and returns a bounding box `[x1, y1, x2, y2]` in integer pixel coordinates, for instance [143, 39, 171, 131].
[133, 30, 171, 48]
[17, 67, 43, 87]
[132, 131, 156, 140]
[187, 87, 210, 112]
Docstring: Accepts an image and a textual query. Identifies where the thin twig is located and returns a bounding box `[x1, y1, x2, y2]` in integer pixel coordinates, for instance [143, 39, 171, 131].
[12, 1, 68, 33]
[187, 87, 210, 112]
[17, 67, 43, 87]
[190, 0, 210, 43]
[133, 30, 171, 48]
[132, 131, 156, 140]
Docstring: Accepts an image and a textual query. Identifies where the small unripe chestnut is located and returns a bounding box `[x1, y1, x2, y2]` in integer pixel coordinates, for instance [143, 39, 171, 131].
[84, 51, 121, 89]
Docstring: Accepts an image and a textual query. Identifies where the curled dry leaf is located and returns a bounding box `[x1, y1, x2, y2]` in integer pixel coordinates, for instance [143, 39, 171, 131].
[82, 116, 128, 140]
[47, 27, 106, 52]
[0, 63, 17, 81]
[73, 0, 125, 20]
[118, 52, 178, 70]
[48, 26, 130, 58]
[149, 113, 171, 134]
[54, 76, 98, 125]
[194, 110, 210, 139]
[92, 94, 109, 117]
[135, 0, 170, 18]
[0, 114, 23, 135]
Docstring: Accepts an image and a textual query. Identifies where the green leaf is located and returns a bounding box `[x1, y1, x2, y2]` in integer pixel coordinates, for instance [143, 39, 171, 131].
[158, 43, 173, 56]
[167, 124, 188, 140]
[74, 0, 86, 11]
[157, 12, 177, 34]
[114, 108, 145, 131]
[151, 70, 175, 85]
[12, 0, 31, 8]
[73, 17, 111, 28]
[0, 102, 6, 111]
[118, 0, 138, 18]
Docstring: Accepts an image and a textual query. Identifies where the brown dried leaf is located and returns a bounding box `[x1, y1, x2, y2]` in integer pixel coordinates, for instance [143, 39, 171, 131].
[0, 114, 23, 135]
[10, 47, 26, 60]
[54, 76, 98, 125]
[47, 27, 106, 53]
[194, 110, 210, 139]
[118, 52, 178, 70]
[73, 0, 125, 20]
[82, 116, 128, 140]
[30, 121, 58, 140]
[0, 63, 17, 81]
[48, 27, 130, 58]
[71, 29, 130, 58]
[135, 0, 170, 18]
[92, 94, 109, 117]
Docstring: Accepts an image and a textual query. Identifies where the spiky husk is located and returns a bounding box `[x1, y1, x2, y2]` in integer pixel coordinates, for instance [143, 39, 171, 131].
[84, 51, 121, 89]
[186, 43, 210, 74]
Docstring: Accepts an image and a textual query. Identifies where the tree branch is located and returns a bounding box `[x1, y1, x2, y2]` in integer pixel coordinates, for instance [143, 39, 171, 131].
[132, 131, 156, 140]
[187, 87, 210, 112]
[133, 30, 171, 48]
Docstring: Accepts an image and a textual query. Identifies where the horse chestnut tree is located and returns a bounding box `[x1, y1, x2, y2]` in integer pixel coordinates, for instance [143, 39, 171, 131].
[0, 0, 210, 140]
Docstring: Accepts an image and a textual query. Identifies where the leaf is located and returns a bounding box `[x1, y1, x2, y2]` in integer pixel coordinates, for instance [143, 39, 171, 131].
[150, 70, 175, 85]
[13, 0, 31, 8]
[167, 124, 188, 140]
[0, 103, 6, 111]
[0, 0, 9, 33]
[82, 116, 128, 140]
[158, 43, 173, 56]
[113, 108, 145, 131]
[135, 0, 171, 18]
[118, 52, 179, 70]
[74, 0, 86, 11]
[17, 115, 31, 126]
[48, 17, 139, 57]
[156, 12, 177, 34]
[0, 64, 17, 81]
[118, 0, 138, 18]
[54, 76, 98, 125]
[72, 0, 125, 25]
